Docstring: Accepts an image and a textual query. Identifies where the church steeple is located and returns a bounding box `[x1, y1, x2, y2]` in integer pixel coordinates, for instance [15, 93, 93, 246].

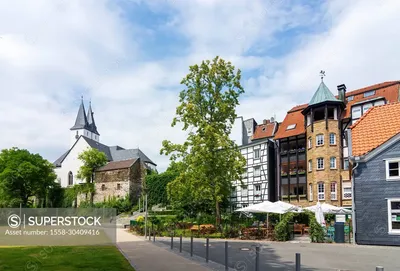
[87, 101, 100, 136]
[70, 96, 89, 130]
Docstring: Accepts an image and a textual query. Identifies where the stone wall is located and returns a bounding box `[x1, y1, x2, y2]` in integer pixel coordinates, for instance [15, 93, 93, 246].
[92, 160, 143, 204]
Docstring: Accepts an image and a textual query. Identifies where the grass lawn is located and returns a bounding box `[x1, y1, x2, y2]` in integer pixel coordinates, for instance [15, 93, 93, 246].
[0, 246, 135, 271]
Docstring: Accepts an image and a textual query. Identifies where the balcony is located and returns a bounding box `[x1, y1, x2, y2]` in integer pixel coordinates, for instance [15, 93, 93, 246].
[280, 147, 306, 156]
[281, 169, 306, 177]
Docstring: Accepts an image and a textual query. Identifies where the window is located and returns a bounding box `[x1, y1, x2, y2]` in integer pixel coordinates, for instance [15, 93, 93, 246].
[308, 137, 312, 149]
[242, 186, 248, 197]
[329, 133, 336, 145]
[286, 124, 296, 130]
[317, 158, 324, 170]
[344, 159, 349, 170]
[309, 184, 313, 201]
[247, 127, 252, 135]
[388, 199, 400, 234]
[242, 170, 247, 179]
[363, 90, 375, 97]
[68, 171, 73, 186]
[347, 96, 354, 101]
[101, 184, 106, 191]
[363, 103, 373, 114]
[255, 184, 261, 191]
[318, 183, 325, 200]
[308, 160, 312, 172]
[330, 182, 337, 200]
[254, 166, 261, 177]
[254, 149, 260, 159]
[316, 134, 324, 146]
[242, 204, 248, 208]
[343, 183, 352, 199]
[374, 100, 385, 106]
[117, 183, 121, 190]
[386, 160, 400, 180]
[330, 157, 337, 169]
[352, 106, 362, 119]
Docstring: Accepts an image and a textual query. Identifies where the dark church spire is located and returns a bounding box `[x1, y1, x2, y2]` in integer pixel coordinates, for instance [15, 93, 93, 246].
[70, 96, 89, 130]
[87, 101, 100, 135]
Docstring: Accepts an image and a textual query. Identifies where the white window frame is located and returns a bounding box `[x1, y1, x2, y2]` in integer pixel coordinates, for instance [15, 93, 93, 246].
[316, 134, 324, 146]
[308, 137, 312, 149]
[254, 148, 260, 159]
[254, 166, 261, 177]
[286, 124, 296, 130]
[363, 90, 375, 97]
[242, 204, 248, 208]
[308, 160, 312, 172]
[329, 133, 336, 145]
[330, 182, 337, 200]
[309, 183, 313, 201]
[255, 184, 261, 191]
[318, 183, 325, 200]
[352, 106, 362, 119]
[342, 182, 352, 199]
[387, 198, 400, 234]
[347, 96, 354, 101]
[385, 159, 400, 181]
[362, 103, 373, 114]
[317, 158, 324, 170]
[344, 158, 349, 170]
[330, 157, 337, 169]
[242, 185, 248, 197]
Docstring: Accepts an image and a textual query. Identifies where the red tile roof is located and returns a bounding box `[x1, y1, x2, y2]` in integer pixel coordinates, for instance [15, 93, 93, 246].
[274, 105, 306, 139]
[252, 121, 277, 140]
[342, 81, 400, 119]
[350, 103, 400, 156]
[274, 81, 400, 140]
[96, 159, 137, 172]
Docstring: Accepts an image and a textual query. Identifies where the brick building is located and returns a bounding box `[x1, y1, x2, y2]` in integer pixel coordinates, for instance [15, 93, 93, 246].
[275, 80, 400, 207]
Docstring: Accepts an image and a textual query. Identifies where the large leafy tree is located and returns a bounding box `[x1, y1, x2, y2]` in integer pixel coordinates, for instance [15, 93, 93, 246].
[161, 56, 246, 225]
[77, 148, 108, 204]
[0, 147, 57, 207]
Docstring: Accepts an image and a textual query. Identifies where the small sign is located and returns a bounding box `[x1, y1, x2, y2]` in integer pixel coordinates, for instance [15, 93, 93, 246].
[336, 214, 346, 223]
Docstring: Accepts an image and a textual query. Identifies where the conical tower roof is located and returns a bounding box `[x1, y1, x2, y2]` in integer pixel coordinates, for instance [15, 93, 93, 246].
[309, 81, 340, 106]
[87, 102, 100, 135]
[70, 98, 89, 130]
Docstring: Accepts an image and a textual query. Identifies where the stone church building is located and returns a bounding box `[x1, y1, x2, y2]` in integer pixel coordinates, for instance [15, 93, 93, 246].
[53, 98, 157, 203]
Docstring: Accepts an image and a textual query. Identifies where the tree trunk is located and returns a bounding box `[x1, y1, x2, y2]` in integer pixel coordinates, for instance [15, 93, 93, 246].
[215, 199, 221, 226]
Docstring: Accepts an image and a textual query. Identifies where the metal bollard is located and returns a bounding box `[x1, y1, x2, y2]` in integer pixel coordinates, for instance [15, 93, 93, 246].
[171, 235, 173, 250]
[376, 267, 384, 271]
[296, 253, 301, 271]
[255, 246, 260, 271]
[206, 238, 209, 263]
[180, 235, 182, 253]
[225, 241, 228, 271]
[190, 236, 193, 257]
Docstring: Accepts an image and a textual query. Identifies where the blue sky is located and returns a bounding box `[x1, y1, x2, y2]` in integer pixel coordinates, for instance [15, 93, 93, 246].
[0, 0, 399, 171]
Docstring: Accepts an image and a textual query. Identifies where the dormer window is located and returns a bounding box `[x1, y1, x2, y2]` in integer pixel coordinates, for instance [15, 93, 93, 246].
[347, 96, 354, 101]
[363, 90, 375, 97]
[286, 124, 296, 130]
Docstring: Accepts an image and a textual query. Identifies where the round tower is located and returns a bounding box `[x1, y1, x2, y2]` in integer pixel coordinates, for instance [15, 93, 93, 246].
[302, 75, 344, 206]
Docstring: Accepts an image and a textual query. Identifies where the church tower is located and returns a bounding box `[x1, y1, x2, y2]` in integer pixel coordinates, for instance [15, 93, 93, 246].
[302, 72, 344, 206]
[70, 97, 100, 146]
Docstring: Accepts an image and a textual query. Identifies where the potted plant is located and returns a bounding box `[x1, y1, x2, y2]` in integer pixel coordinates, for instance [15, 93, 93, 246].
[298, 169, 306, 175]
[281, 171, 288, 177]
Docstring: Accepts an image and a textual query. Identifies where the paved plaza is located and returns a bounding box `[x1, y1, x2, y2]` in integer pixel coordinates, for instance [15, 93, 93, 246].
[156, 236, 400, 271]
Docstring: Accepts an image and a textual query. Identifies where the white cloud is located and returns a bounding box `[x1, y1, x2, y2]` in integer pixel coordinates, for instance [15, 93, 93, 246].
[0, 0, 399, 172]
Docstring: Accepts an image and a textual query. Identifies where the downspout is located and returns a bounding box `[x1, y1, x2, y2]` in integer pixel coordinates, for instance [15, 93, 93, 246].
[351, 161, 358, 245]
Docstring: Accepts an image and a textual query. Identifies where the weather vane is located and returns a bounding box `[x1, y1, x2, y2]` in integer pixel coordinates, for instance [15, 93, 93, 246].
[320, 70, 326, 81]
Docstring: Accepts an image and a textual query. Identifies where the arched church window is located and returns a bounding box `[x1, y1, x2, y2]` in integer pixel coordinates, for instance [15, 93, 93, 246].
[68, 171, 73, 186]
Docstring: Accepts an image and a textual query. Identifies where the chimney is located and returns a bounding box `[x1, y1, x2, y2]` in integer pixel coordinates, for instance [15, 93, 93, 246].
[263, 119, 270, 125]
[337, 84, 347, 102]
[270, 116, 275, 123]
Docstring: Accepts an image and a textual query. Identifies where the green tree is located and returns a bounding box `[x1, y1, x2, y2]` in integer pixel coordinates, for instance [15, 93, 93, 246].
[0, 147, 57, 207]
[161, 56, 246, 225]
[76, 148, 108, 204]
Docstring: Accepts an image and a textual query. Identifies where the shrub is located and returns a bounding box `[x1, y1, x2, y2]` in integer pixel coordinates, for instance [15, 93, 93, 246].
[274, 212, 294, 241]
[136, 216, 144, 223]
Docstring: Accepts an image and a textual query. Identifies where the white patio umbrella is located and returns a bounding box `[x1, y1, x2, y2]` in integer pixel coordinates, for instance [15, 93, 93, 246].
[315, 202, 326, 227]
[235, 201, 274, 213]
[271, 201, 303, 214]
[305, 203, 351, 214]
